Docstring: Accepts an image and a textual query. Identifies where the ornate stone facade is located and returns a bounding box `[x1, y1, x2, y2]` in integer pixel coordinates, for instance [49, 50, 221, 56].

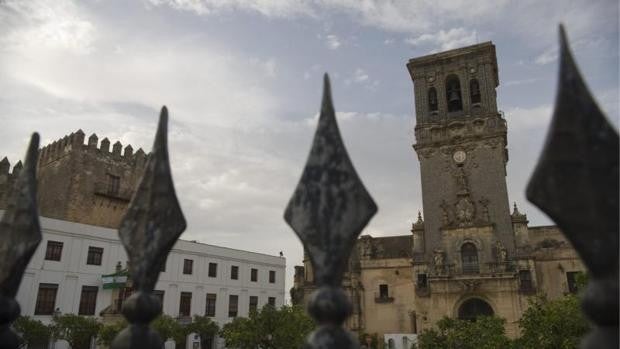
[0, 130, 147, 228]
[291, 42, 585, 340]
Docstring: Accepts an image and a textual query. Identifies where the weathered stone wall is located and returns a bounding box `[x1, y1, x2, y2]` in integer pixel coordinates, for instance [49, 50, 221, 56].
[0, 130, 147, 228]
[360, 258, 416, 337]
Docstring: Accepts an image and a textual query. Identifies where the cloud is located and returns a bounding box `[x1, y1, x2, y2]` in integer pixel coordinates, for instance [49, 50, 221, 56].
[406, 27, 478, 52]
[147, 0, 315, 17]
[0, 0, 95, 54]
[353, 68, 369, 82]
[326, 34, 341, 50]
[534, 47, 558, 65]
[504, 78, 541, 87]
[504, 105, 553, 131]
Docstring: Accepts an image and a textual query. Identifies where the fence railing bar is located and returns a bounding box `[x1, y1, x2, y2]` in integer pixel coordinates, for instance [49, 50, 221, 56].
[284, 74, 378, 349]
[0, 133, 42, 349]
[111, 106, 187, 349]
[526, 25, 619, 349]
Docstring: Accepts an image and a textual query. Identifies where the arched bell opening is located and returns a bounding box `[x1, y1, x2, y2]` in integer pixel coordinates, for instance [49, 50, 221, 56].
[445, 75, 463, 112]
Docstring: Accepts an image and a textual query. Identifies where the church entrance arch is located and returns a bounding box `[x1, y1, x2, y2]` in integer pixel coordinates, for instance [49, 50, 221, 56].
[457, 297, 494, 321]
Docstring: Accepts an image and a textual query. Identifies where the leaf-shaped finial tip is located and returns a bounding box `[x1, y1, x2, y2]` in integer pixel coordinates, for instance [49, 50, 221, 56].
[25, 133, 40, 170]
[154, 106, 169, 152]
[321, 73, 334, 116]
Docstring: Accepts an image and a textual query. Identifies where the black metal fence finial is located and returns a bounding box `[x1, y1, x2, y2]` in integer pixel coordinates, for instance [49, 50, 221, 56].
[111, 106, 187, 349]
[526, 25, 619, 349]
[0, 134, 42, 349]
[285, 74, 378, 349]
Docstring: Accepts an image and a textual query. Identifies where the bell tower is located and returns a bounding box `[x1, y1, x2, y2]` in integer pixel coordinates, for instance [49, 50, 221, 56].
[406, 42, 514, 262]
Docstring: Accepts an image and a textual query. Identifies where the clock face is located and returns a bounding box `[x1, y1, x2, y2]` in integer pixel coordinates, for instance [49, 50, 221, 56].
[453, 150, 466, 163]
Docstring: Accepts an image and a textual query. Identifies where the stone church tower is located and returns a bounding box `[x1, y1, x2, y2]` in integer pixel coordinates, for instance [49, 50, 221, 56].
[408, 42, 514, 260]
[288, 41, 585, 340]
[0, 130, 147, 228]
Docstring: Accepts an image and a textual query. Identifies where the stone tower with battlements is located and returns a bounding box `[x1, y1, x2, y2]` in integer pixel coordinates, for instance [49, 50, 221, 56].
[0, 130, 147, 228]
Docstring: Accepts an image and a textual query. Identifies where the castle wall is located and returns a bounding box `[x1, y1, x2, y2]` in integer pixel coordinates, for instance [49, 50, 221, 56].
[1, 130, 147, 228]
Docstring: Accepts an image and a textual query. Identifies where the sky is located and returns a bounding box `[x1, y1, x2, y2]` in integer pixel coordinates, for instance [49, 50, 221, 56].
[1, 0, 618, 301]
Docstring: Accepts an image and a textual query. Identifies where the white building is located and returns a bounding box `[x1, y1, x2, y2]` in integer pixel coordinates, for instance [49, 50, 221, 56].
[383, 334, 417, 349]
[10, 212, 286, 349]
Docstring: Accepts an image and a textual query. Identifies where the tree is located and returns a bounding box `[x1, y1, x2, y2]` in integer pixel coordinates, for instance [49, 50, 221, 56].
[514, 294, 589, 349]
[50, 314, 101, 349]
[151, 314, 189, 346]
[12, 316, 51, 349]
[97, 319, 127, 347]
[186, 315, 219, 349]
[220, 305, 315, 349]
[417, 316, 512, 349]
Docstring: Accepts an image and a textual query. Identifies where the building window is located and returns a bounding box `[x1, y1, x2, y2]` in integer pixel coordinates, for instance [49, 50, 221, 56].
[153, 290, 165, 306]
[567, 271, 581, 294]
[183, 259, 193, 275]
[34, 283, 58, 315]
[45, 241, 63, 261]
[250, 268, 258, 282]
[208, 263, 217, 278]
[249, 296, 258, 313]
[379, 284, 389, 299]
[416, 273, 428, 289]
[519, 270, 534, 292]
[428, 87, 438, 112]
[179, 292, 192, 317]
[205, 293, 217, 317]
[446, 74, 463, 112]
[78, 286, 98, 315]
[268, 297, 276, 307]
[228, 295, 238, 317]
[117, 286, 133, 312]
[86, 246, 103, 266]
[230, 265, 239, 280]
[107, 174, 120, 195]
[470, 79, 481, 104]
[387, 338, 395, 349]
[269, 270, 276, 284]
[461, 242, 480, 274]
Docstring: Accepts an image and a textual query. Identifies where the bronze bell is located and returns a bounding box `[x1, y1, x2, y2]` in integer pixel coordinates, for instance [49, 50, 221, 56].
[449, 90, 460, 103]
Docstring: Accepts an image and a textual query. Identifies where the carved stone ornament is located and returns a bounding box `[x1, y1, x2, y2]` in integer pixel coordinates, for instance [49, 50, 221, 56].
[460, 280, 481, 292]
[455, 197, 475, 225]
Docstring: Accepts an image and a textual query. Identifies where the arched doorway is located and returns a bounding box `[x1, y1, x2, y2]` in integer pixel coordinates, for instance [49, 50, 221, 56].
[457, 298, 494, 321]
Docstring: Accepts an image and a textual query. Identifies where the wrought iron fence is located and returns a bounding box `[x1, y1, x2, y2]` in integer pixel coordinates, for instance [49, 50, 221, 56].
[0, 25, 617, 349]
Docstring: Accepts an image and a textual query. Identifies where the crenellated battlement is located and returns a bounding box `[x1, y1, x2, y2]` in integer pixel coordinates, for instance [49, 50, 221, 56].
[0, 129, 149, 228]
[36, 129, 148, 168]
[0, 157, 23, 188]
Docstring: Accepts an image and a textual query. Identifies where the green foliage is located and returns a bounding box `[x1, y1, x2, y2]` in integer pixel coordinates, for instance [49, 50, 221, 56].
[186, 315, 219, 348]
[151, 314, 188, 344]
[220, 305, 314, 349]
[13, 316, 51, 348]
[359, 332, 379, 349]
[97, 319, 127, 347]
[417, 316, 511, 349]
[51, 314, 101, 349]
[513, 294, 589, 349]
